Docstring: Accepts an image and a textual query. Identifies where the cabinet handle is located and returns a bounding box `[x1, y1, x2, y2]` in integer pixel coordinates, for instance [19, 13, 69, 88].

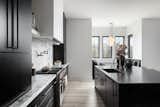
[54, 81, 57, 85]
[115, 84, 118, 96]
[113, 83, 115, 96]
[113, 83, 118, 96]
[34, 105, 38, 107]
[44, 86, 53, 96]
[7, 0, 18, 49]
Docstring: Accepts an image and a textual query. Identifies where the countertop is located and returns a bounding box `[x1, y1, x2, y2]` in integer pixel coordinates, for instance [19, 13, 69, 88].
[36, 63, 70, 74]
[9, 74, 56, 107]
[96, 65, 160, 84]
[56, 63, 69, 74]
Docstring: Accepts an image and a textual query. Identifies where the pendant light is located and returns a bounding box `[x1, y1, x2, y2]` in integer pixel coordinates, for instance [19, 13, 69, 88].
[108, 23, 115, 46]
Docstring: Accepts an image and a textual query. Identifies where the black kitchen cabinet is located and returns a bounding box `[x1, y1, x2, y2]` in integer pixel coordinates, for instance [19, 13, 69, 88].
[35, 64, 69, 107]
[0, 0, 31, 53]
[95, 67, 119, 107]
[92, 60, 97, 79]
[105, 76, 114, 107]
[0, 0, 31, 106]
[113, 82, 119, 107]
[53, 44, 64, 64]
[95, 68, 108, 103]
[28, 80, 55, 107]
[95, 66, 160, 107]
[55, 67, 68, 107]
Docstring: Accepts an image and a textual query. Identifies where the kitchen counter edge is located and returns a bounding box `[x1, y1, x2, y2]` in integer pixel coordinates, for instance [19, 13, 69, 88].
[9, 74, 56, 107]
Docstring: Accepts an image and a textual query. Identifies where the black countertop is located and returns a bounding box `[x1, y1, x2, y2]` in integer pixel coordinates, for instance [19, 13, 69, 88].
[96, 65, 160, 84]
[36, 63, 70, 75]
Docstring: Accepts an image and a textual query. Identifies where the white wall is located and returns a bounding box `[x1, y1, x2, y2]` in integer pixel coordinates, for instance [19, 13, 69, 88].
[66, 19, 92, 81]
[142, 18, 160, 71]
[127, 20, 142, 60]
[32, 39, 53, 70]
[92, 27, 127, 62]
[92, 27, 127, 36]
[127, 18, 160, 71]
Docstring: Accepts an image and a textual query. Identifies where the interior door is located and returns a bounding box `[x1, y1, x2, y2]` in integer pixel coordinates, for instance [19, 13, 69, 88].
[0, 0, 31, 53]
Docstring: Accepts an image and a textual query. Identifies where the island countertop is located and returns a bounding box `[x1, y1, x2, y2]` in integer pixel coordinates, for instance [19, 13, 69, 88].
[95, 65, 160, 84]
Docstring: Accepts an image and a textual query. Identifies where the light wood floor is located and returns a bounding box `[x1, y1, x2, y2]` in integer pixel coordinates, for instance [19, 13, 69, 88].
[62, 81, 106, 107]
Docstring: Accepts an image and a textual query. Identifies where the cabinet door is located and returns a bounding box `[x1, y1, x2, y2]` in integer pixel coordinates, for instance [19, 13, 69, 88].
[39, 85, 54, 107]
[0, 0, 31, 53]
[54, 0, 63, 43]
[95, 69, 100, 91]
[32, 0, 53, 37]
[106, 77, 114, 107]
[113, 82, 119, 107]
[100, 71, 106, 100]
[28, 84, 54, 107]
[0, 0, 12, 52]
[17, 0, 32, 53]
[0, 53, 32, 106]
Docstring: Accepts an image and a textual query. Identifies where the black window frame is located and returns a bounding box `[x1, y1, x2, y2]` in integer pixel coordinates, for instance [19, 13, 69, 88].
[128, 34, 133, 58]
[102, 36, 112, 58]
[92, 36, 100, 58]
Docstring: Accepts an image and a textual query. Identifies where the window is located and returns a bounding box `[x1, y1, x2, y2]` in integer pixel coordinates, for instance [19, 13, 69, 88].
[92, 36, 125, 58]
[128, 34, 133, 58]
[92, 36, 100, 58]
[102, 36, 112, 58]
[115, 36, 125, 48]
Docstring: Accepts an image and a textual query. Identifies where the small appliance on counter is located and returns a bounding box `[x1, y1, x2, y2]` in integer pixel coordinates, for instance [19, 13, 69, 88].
[53, 60, 63, 68]
[125, 59, 132, 69]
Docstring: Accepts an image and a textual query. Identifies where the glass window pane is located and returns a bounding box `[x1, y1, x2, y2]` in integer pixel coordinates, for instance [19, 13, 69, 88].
[128, 35, 133, 58]
[115, 36, 124, 49]
[102, 37, 112, 58]
[92, 37, 100, 58]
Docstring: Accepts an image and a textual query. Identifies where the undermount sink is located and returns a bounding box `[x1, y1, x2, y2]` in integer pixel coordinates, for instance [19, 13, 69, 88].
[103, 69, 120, 73]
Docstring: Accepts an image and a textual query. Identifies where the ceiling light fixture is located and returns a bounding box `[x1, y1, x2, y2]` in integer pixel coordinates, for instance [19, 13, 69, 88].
[108, 22, 115, 47]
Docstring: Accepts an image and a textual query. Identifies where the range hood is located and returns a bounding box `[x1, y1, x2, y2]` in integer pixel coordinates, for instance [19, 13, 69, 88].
[32, 28, 61, 45]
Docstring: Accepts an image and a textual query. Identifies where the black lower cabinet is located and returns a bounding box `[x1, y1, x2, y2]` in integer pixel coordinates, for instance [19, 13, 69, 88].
[95, 67, 160, 107]
[95, 68, 119, 107]
[28, 81, 55, 107]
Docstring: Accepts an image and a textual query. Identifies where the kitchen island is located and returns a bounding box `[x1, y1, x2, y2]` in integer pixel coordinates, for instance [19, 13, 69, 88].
[95, 65, 160, 107]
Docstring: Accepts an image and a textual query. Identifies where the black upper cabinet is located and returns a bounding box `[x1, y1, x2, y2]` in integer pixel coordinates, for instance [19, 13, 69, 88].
[0, 0, 31, 53]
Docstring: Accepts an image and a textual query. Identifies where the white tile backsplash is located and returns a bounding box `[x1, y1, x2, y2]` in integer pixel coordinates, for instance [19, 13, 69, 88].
[32, 38, 53, 70]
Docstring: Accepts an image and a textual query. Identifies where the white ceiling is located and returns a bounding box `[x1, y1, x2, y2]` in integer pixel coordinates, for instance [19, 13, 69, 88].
[64, 0, 160, 27]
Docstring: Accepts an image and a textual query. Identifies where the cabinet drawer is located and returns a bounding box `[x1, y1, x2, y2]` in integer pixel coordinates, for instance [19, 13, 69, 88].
[28, 84, 54, 107]
[39, 86, 54, 107]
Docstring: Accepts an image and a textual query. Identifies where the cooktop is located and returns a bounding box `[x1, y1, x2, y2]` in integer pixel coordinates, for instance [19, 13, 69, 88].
[36, 68, 61, 74]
